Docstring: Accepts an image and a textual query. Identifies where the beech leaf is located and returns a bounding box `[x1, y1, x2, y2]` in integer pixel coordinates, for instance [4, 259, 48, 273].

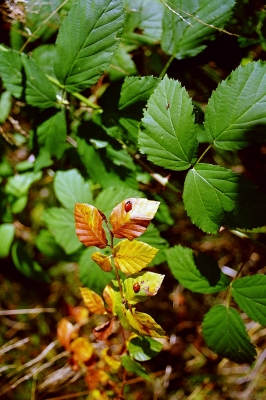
[113, 240, 158, 274]
[70, 337, 93, 362]
[91, 252, 113, 272]
[124, 307, 167, 338]
[80, 287, 107, 315]
[110, 198, 160, 240]
[75, 203, 108, 248]
[57, 318, 77, 351]
[123, 271, 164, 304]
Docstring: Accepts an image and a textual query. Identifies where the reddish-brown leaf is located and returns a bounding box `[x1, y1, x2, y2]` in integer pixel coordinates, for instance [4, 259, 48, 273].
[109, 198, 160, 240]
[75, 203, 108, 248]
[93, 318, 118, 341]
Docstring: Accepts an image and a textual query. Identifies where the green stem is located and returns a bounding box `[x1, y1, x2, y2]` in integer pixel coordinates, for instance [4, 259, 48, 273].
[195, 144, 212, 165]
[159, 55, 175, 78]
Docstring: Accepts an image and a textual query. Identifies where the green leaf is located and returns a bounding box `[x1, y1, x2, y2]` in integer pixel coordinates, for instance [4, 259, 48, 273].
[232, 275, 266, 326]
[79, 247, 115, 295]
[54, 169, 92, 210]
[0, 224, 15, 258]
[43, 207, 82, 254]
[202, 305, 256, 364]
[139, 75, 198, 171]
[123, 0, 164, 44]
[106, 45, 137, 81]
[22, 55, 58, 108]
[204, 61, 266, 149]
[36, 110, 67, 158]
[11, 241, 50, 282]
[183, 164, 266, 233]
[0, 91, 12, 123]
[54, 0, 124, 92]
[121, 355, 150, 380]
[161, 0, 235, 59]
[128, 335, 163, 361]
[36, 229, 66, 258]
[166, 245, 230, 293]
[119, 76, 160, 110]
[0, 46, 22, 97]
[5, 172, 42, 197]
[32, 44, 57, 80]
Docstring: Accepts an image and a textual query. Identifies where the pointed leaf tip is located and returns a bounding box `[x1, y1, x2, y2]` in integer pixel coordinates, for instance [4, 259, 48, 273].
[110, 198, 160, 240]
[74, 203, 108, 248]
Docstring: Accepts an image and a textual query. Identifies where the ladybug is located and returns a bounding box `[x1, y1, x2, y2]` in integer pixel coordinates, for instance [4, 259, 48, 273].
[124, 200, 132, 212]
[133, 283, 140, 293]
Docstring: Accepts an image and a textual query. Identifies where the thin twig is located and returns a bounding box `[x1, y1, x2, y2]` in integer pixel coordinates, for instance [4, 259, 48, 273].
[0, 308, 56, 316]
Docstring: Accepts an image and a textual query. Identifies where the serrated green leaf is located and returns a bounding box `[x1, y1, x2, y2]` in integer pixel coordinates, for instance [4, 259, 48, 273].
[128, 335, 163, 361]
[22, 55, 58, 109]
[36, 110, 67, 158]
[79, 247, 116, 295]
[119, 76, 160, 110]
[54, 0, 124, 92]
[204, 61, 266, 149]
[43, 207, 82, 254]
[123, 0, 164, 44]
[0, 224, 15, 258]
[183, 164, 266, 233]
[54, 169, 92, 210]
[202, 305, 256, 364]
[121, 355, 150, 380]
[0, 91, 12, 123]
[166, 245, 230, 293]
[161, 0, 235, 59]
[0, 47, 22, 97]
[139, 75, 198, 171]
[11, 241, 50, 282]
[232, 275, 266, 326]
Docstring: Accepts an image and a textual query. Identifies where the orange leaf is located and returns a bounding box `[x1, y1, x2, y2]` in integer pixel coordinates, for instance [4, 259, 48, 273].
[91, 252, 113, 272]
[103, 284, 115, 313]
[109, 198, 160, 240]
[84, 370, 109, 391]
[75, 203, 108, 248]
[57, 318, 77, 350]
[70, 337, 93, 362]
[80, 287, 107, 315]
[70, 306, 89, 323]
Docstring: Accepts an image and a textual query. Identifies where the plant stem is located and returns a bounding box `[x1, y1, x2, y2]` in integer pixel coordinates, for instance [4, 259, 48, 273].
[195, 144, 212, 165]
[159, 55, 175, 78]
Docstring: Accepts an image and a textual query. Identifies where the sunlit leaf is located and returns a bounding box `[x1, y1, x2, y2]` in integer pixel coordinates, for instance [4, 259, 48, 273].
[0, 223, 15, 258]
[70, 337, 94, 362]
[57, 318, 77, 350]
[123, 271, 164, 304]
[80, 287, 107, 315]
[110, 198, 160, 240]
[91, 252, 113, 272]
[75, 203, 108, 248]
[101, 347, 121, 371]
[113, 240, 158, 274]
[70, 306, 89, 324]
[124, 307, 167, 338]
